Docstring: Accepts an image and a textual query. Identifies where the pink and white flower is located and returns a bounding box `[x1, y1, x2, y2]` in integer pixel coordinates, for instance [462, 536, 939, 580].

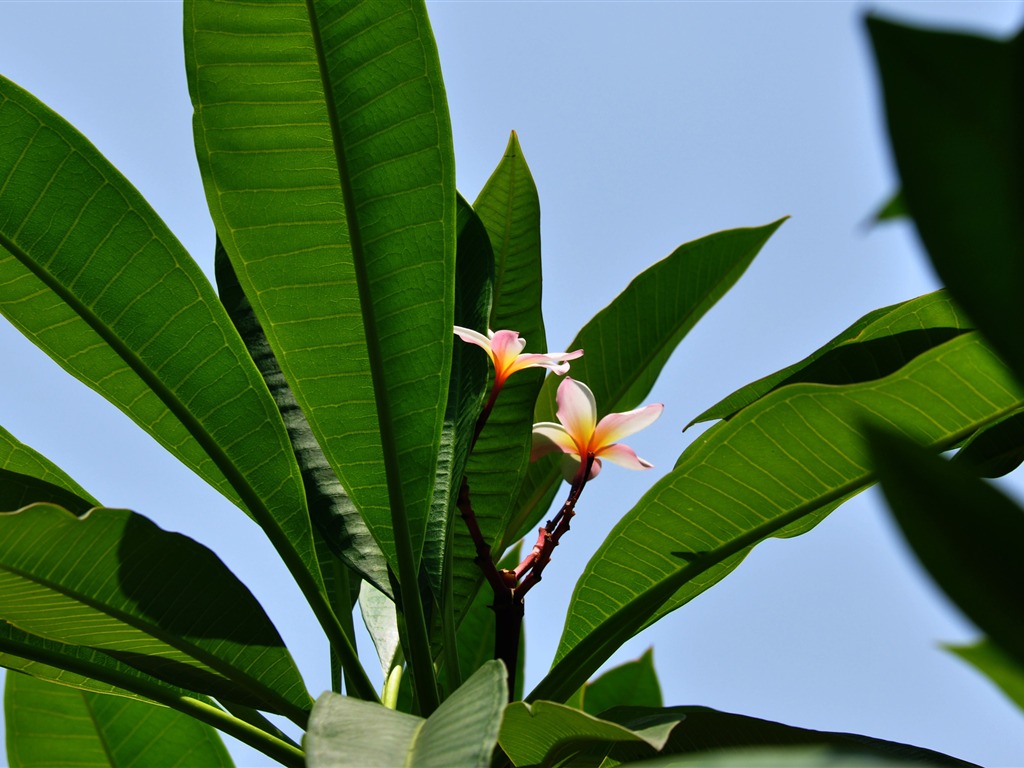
[531, 377, 663, 481]
[454, 326, 582, 387]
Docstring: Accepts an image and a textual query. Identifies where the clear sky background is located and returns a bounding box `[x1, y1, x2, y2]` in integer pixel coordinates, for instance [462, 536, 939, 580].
[1, 2, 1023, 766]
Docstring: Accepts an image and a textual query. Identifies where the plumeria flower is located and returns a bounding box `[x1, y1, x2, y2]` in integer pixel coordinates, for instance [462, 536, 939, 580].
[531, 377, 663, 482]
[454, 326, 582, 387]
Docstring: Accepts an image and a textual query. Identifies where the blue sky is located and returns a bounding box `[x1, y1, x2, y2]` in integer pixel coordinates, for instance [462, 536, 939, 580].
[1, 2, 1023, 766]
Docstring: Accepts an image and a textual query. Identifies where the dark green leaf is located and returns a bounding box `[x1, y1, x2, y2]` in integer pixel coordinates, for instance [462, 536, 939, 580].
[609, 706, 976, 767]
[531, 333, 1023, 704]
[215, 239, 391, 597]
[509, 220, 786, 548]
[872, 190, 908, 222]
[952, 409, 1024, 478]
[869, 18, 1024, 384]
[451, 133, 548, 625]
[0, 505, 311, 723]
[689, 290, 971, 426]
[422, 195, 493, 602]
[498, 699, 680, 767]
[4, 672, 233, 768]
[867, 427, 1024, 669]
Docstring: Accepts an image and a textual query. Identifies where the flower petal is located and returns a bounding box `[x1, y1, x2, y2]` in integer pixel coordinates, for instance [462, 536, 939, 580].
[505, 348, 584, 377]
[454, 326, 494, 355]
[555, 378, 597, 450]
[531, 422, 579, 461]
[595, 442, 654, 470]
[592, 403, 663, 448]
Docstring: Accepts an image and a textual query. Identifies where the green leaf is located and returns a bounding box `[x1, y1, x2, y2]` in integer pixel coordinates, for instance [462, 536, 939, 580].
[948, 639, 1024, 713]
[0, 74, 324, 620]
[508, 220, 786, 548]
[621, 746, 967, 768]
[951, 409, 1024, 478]
[498, 699, 680, 767]
[868, 18, 1024, 385]
[577, 649, 662, 717]
[306, 660, 507, 768]
[0, 620, 195, 705]
[422, 195, 493, 602]
[4, 672, 233, 768]
[613, 706, 976, 767]
[0, 425, 96, 507]
[186, 0, 455, 572]
[689, 290, 972, 426]
[0, 505, 311, 723]
[0, 622, 305, 767]
[531, 333, 1023, 704]
[359, 580, 401, 681]
[867, 428, 1024, 669]
[451, 134, 548, 623]
[871, 190, 908, 222]
[214, 240, 391, 597]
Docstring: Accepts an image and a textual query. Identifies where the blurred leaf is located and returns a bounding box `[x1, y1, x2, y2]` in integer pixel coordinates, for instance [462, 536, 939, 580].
[872, 190, 908, 222]
[509, 220, 786, 548]
[0, 74, 323, 605]
[530, 333, 1023, 704]
[952, 409, 1024, 478]
[306, 661, 507, 768]
[4, 672, 233, 767]
[690, 290, 971, 426]
[215, 240, 391, 597]
[498, 699, 680, 767]
[451, 133, 548, 624]
[187, 0, 454, 572]
[869, 18, 1024, 385]
[578, 649, 662, 717]
[0, 505, 310, 723]
[867, 428, 1024, 669]
[948, 638, 1024, 713]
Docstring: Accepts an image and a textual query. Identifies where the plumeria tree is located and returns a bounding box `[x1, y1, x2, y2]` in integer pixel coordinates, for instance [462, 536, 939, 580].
[0, 2, 1021, 767]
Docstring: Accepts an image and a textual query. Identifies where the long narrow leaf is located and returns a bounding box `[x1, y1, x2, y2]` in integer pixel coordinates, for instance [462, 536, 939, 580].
[186, 0, 454, 573]
[531, 333, 1023, 704]
[509, 220, 786, 547]
[689, 289, 971, 426]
